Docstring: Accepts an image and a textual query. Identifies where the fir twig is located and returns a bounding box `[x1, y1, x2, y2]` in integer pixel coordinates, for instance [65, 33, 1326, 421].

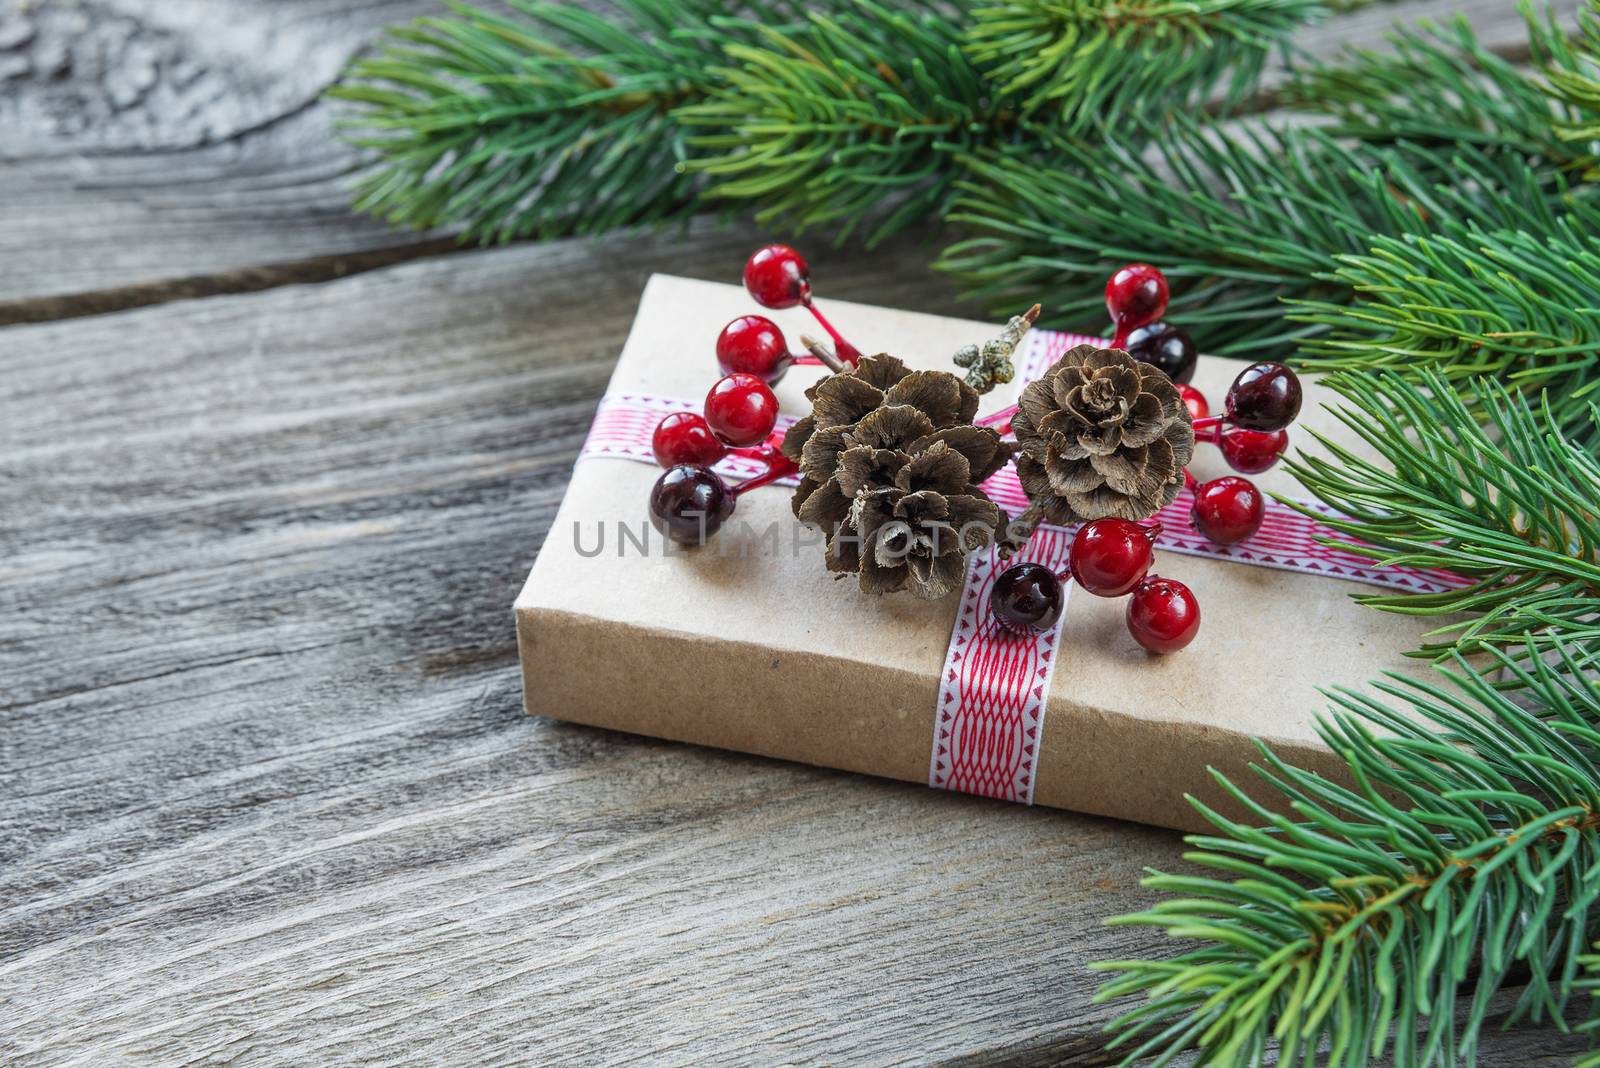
[1283, 372, 1600, 661]
[1547, 0, 1600, 178]
[331, 0, 1338, 246]
[936, 122, 1558, 356]
[1280, 9, 1583, 166]
[939, 4, 1598, 366]
[1289, 202, 1600, 446]
[330, 0, 753, 242]
[674, 1, 1000, 244]
[1095, 642, 1600, 1067]
[964, 0, 1322, 131]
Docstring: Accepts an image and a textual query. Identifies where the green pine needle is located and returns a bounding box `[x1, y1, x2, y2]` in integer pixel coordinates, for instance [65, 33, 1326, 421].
[1289, 202, 1600, 449]
[674, 1, 1000, 245]
[939, 2, 1600, 370]
[331, 0, 1335, 245]
[1095, 642, 1600, 1067]
[1280, 8, 1582, 165]
[1548, 0, 1600, 178]
[330, 0, 745, 243]
[1581, 945, 1600, 1065]
[935, 121, 1529, 356]
[965, 0, 1323, 131]
[1284, 371, 1600, 662]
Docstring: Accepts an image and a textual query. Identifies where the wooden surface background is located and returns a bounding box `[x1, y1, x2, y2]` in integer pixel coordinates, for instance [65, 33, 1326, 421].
[1, 1, 1590, 1064]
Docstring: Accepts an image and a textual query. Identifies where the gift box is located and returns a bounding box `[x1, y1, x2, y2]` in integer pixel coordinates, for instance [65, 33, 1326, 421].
[515, 275, 1452, 833]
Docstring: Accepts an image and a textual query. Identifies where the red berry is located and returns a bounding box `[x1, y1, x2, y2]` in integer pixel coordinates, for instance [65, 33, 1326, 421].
[1106, 264, 1169, 340]
[1178, 383, 1209, 422]
[652, 412, 726, 469]
[1069, 518, 1156, 598]
[1125, 322, 1196, 383]
[1190, 476, 1265, 545]
[744, 245, 810, 309]
[1225, 362, 1302, 431]
[1126, 576, 1200, 654]
[649, 465, 735, 546]
[1220, 427, 1288, 474]
[716, 315, 791, 383]
[990, 563, 1064, 633]
[704, 373, 780, 448]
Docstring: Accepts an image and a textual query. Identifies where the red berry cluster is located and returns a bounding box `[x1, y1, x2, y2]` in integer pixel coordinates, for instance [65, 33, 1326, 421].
[718, 245, 863, 384]
[1105, 264, 1302, 548]
[1181, 361, 1300, 545]
[989, 519, 1199, 654]
[649, 375, 791, 545]
[650, 246, 863, 545]
[984, 264, 1308, 653]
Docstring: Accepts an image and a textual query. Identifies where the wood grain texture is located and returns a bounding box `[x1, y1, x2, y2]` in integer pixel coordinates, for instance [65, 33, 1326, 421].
[0, 0, 1577, 317]
[0, 0, 442, 313]
[3, 0, 1595, 1062]
[1, 230, 1591, 1066]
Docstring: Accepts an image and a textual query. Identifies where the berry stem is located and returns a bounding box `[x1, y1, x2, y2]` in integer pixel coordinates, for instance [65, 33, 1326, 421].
[798, 334, 848, 374]
[1183, 468, 1199, 492]
[1191, 414, 1226, 433]
[801, 297, 861, 365]
[730, 452, 799, 496]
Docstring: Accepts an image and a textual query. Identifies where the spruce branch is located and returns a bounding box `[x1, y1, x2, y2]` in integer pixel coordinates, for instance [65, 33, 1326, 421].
[674, 1, 997, 244]
[1095, 642, 1600, 1067]
[331, 0, 1332, 245]
[1289, 201, 1600, 447]
[939, 6, 1593, 367]
[1283, 372, 1600, 661]
[331, 0, 774, 242]
[964, 0, 1323, 132]
[1547, 0, 1600, 178]
[935, 121, 1539, 356]
[1281, 9, 1583, 167]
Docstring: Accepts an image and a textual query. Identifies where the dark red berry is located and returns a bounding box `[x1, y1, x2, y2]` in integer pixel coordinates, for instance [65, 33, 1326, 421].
[652, 412, 726, 469]
[1124, 322, 1196, 384]
[1220, 427, 1288, 474]
[716, 315, 790, 383]
[649, 465, 735, 546]
[989, 563, 1065, 633]
[1106, 264, 1169, 341]
[704, 373, 779, 448]
[1225, 362, 1302, 432]
[1190, 476, 1265, 545]
[1126, 576, 1200, 654]
[744, 245, 810, 309]
[1178, 383, 1209, 422]
[1069, 518, 1156, 598]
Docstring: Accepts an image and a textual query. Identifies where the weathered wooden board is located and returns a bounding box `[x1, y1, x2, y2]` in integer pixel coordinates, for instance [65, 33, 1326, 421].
[0, 0, 444, 318]
[1, 231, 1592, 1066]
[0, 0, 1577, 319]
[3, 0, 1595, 1062]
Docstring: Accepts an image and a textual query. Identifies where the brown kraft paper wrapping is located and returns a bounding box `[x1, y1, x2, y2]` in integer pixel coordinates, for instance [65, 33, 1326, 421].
[515, 274, 1438, 833]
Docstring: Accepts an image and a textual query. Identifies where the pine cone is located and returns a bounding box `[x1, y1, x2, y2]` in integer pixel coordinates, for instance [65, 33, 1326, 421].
[1011, 344, 1193, 531]
[783, 354, 1012, 599]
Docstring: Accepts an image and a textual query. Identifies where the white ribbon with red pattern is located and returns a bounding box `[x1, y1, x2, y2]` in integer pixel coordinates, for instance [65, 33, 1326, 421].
[577, 329, 1466, 804]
